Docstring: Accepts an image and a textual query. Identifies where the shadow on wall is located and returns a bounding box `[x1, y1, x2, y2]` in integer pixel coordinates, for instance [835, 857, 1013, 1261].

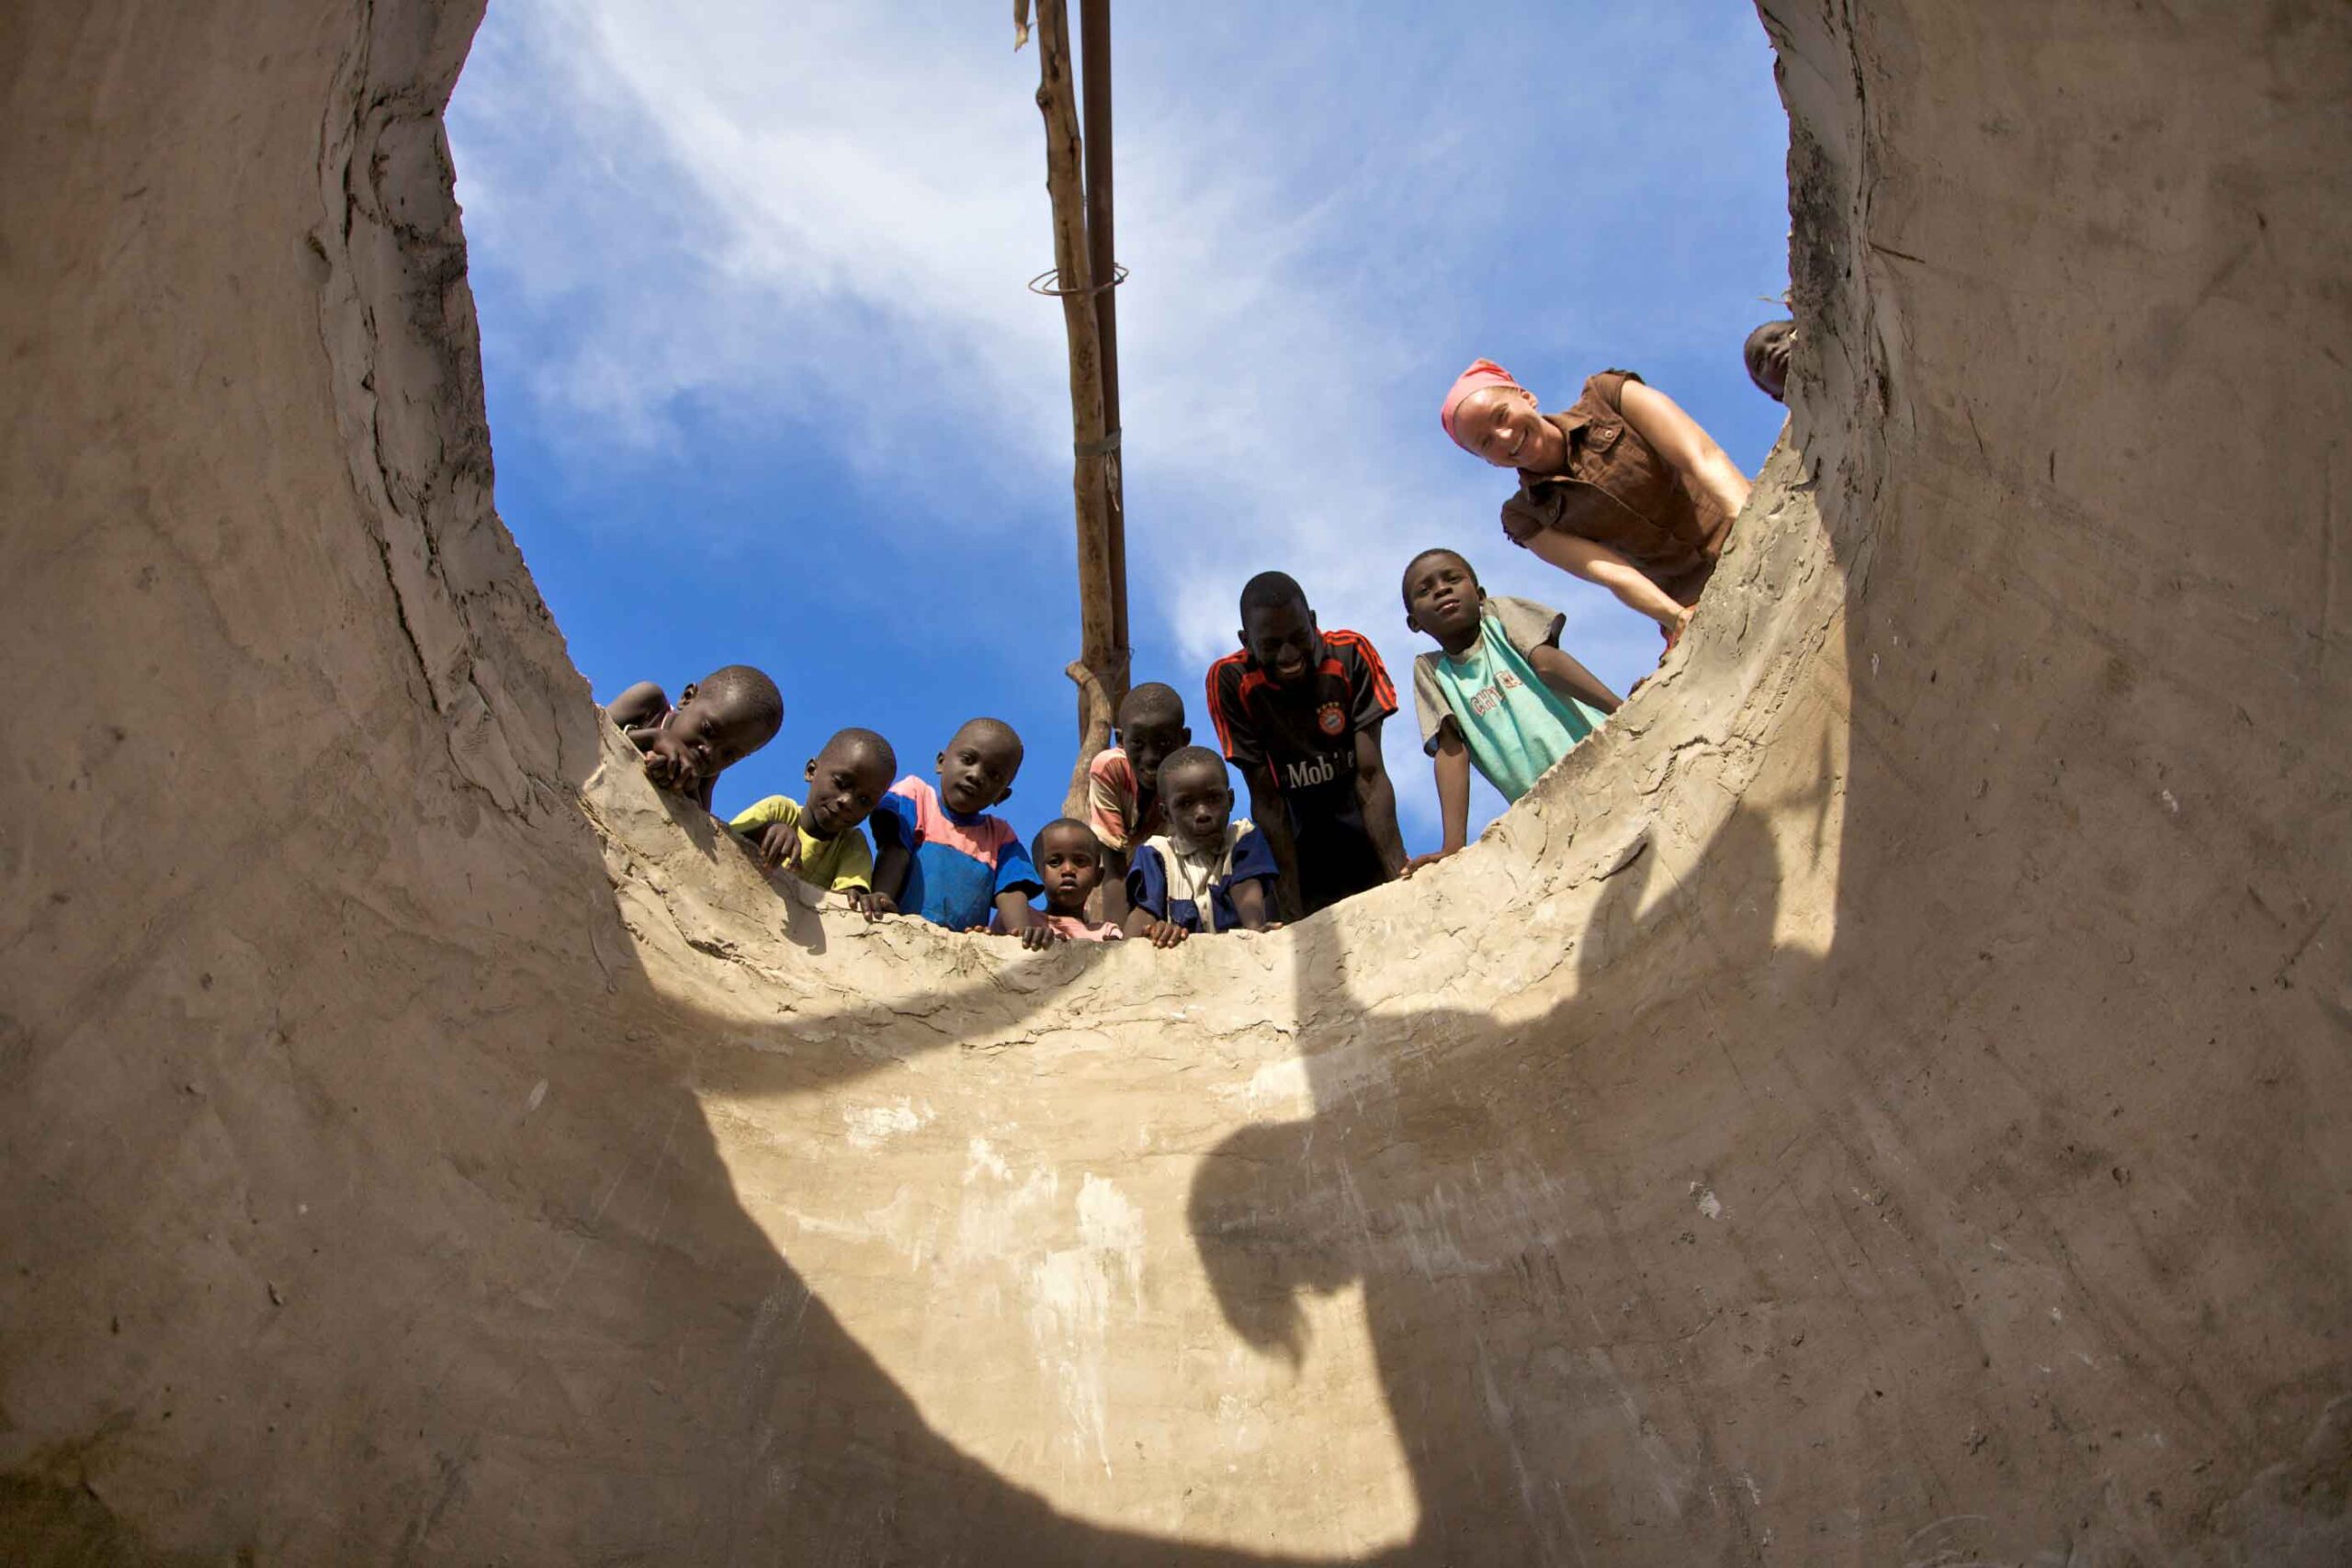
[1191, 801, 1838, 1563]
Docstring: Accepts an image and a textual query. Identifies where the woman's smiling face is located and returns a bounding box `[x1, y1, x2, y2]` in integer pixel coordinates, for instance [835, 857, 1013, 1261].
[1453, 384, 1563, 470]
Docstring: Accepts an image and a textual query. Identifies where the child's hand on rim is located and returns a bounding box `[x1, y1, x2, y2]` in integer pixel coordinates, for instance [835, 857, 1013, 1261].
[638, 736, 702, 794]
[1016, 923, 1066, 951]
[848, 890, 896, 920]
[1144, 919, 1188, 949]
[757, 823, 802, 873]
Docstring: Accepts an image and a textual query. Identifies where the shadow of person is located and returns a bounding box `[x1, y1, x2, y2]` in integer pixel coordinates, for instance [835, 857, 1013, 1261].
[1190, 800, 1838, 1564]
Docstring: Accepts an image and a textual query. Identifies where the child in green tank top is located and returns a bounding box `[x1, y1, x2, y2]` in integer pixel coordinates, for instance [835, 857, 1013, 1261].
[1399, 549, 1622, 874]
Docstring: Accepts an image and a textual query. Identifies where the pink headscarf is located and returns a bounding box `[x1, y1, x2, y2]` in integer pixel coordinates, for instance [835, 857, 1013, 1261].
[1440, 358, 1522, 446]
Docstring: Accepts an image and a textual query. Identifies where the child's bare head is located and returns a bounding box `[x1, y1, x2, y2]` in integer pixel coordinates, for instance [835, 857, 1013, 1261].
[659, 665, 784, 782]
[1745, 319, 1794, 402]
[802, 728, 896, 839]
[1031, 818, 1107, 916]
[1238, 572, 1320, 688]
[1114, 682, 1190, 788]
[936, 717, 1023, 816]
[1157, 746, 1235, 852]
[1401, 548, 1485, 647]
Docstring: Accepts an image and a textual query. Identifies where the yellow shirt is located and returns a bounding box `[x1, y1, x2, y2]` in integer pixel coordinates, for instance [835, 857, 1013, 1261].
[728, 795, 874, 893]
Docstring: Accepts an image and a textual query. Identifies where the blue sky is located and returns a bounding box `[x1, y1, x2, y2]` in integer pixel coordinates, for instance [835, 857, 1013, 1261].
[446, 1, 1790, 850]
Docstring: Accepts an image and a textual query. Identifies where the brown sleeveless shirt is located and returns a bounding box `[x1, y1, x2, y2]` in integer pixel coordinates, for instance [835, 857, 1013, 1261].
[1498, 369, 1735, 606]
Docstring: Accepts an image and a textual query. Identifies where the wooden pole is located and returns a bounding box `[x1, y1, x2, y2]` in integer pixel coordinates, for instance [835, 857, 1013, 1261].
[1031, 0, 1123, 818]
[1079, 0, 1127, 665]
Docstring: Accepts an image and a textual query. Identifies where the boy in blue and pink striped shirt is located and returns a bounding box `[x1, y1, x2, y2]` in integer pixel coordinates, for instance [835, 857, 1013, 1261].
[866, 717, 1043, 935]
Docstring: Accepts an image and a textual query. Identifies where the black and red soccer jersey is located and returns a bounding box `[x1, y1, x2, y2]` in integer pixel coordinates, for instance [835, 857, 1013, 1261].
[1205, 629, 1399, 913]
[1204, 628, 1398, 808]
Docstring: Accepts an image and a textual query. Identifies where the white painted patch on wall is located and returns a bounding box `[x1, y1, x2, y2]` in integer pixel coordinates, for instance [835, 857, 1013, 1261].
[842, 1097, 933, 1149]
[1076, 1173, 1148, 1307]
[1690, 1181, 1724, 1220]
[951, 1160, 1058, 1266]
[965, 1135, 1012, 1183]
[1012, 1174, 1159, 1481]
[1214, 1055, 1315, 1118]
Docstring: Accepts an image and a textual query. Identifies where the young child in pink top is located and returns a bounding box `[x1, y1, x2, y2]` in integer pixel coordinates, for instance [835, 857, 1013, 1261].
[1085, 683, 1191, 912]
[990, 819, 1125, 947]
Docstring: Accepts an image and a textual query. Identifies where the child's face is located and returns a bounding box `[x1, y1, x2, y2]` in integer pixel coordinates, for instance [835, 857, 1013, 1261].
[647, 694, 771, 787]
[1034, 825, 1104, 913]
[1161, 760, 1235, 851]
[1238, 601, 1321, 687]
[1403, 554, 1484, 644]
[936, 727, 1022, 815]
[1747, 321, 1793, 401]
[1118, 715, 1189, 794]
[802, 745, 894, 838]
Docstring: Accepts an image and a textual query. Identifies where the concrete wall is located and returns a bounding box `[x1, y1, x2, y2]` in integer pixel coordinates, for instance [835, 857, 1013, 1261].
[0, 1, 2345, 1562]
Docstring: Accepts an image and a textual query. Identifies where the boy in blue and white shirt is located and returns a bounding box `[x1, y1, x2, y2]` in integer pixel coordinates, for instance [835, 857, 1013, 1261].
[1122, 748, 1280, 946]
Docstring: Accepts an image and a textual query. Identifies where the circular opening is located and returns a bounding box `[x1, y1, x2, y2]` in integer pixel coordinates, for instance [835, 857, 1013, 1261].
[447, 6, 1790, 879]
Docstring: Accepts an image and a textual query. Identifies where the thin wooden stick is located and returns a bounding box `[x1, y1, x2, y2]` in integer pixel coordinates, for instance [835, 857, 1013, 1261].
[1031, 0, 1125, 785]
[1058, 660, 1115, 820]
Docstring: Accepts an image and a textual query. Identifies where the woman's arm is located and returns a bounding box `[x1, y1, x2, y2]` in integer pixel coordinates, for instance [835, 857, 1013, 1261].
[1522, 528, 1693, 637]
[1617, 379, 1751, 523]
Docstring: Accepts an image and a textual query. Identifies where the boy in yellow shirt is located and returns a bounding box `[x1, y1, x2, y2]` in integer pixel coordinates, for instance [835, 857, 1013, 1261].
[729, 728, 897, 906]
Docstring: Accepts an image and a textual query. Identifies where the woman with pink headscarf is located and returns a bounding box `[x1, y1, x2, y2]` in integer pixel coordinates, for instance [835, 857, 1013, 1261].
[1440, 360, 1752, 645]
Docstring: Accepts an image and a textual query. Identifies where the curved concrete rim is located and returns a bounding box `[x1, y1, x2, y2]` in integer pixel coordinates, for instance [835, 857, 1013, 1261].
[1, 2, 2346, 1562]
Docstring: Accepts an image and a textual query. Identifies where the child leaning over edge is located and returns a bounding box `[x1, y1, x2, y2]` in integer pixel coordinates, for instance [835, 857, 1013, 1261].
[608, 665, 784, 811]
[1398, 548, 1622, 875]
[867, 717, 1043, 935]
[1122, 746, 1280, 948]
[1084, 682, 1190, 921]
[990, 819, 1125, 947]
[729, 728, 898, 911]
[1205, 571, 1408, 919]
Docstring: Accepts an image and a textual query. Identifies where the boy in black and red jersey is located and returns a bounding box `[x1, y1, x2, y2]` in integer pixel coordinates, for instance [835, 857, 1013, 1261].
[1204, 571, 1409, 919]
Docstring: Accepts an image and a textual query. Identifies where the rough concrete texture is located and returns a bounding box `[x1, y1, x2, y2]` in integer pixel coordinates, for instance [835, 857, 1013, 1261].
[2, 1, 2347, 1562]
